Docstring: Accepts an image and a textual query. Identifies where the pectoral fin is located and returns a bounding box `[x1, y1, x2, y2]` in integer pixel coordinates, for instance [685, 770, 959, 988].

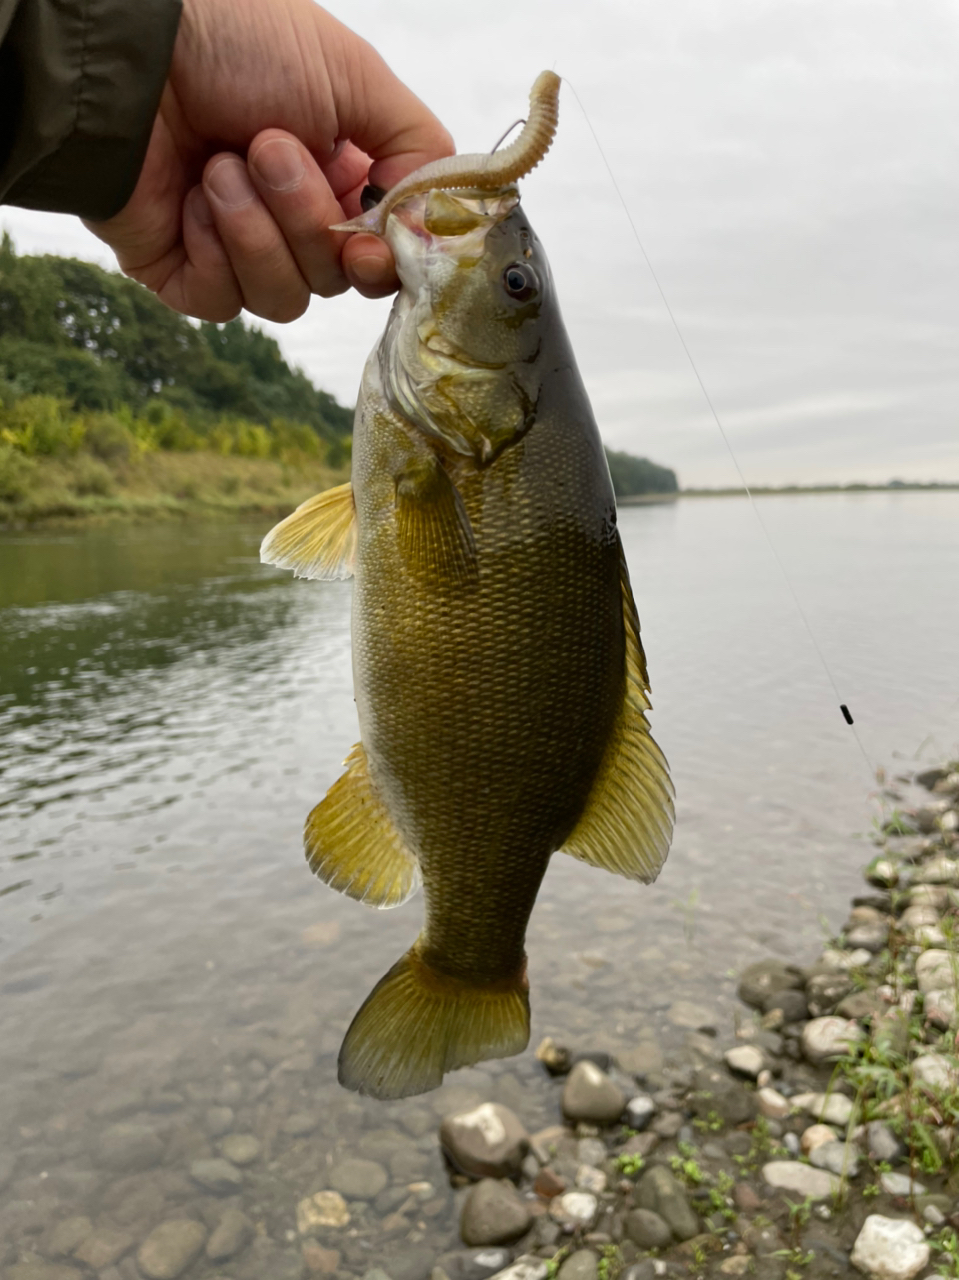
[260, 481, 357, 580]
[305, 742, 421, 909]
[394, 456, 477, 584]
[562, 543, 674, 883]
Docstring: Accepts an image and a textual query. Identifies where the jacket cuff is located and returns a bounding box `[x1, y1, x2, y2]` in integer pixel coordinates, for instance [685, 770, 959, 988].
[0, 0, 182, 220]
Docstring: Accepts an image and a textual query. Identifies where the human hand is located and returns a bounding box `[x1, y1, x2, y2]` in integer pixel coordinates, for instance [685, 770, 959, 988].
[84, 0, 453, 321]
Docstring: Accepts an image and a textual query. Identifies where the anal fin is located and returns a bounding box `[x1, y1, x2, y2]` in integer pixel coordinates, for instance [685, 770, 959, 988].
[562, 542, 675, 883]
[305, 742, 421, 909]
[260, 481, 357, 580]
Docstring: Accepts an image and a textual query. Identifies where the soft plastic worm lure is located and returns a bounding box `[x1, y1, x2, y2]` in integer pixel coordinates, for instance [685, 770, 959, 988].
[330, 70, 561, 238]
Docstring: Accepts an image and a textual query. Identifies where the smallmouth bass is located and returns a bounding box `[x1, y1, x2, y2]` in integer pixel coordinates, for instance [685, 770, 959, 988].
[262, 73, 674, 1099]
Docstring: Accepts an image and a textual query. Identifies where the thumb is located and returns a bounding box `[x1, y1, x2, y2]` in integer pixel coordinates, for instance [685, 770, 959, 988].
[326, 24, 455, 194]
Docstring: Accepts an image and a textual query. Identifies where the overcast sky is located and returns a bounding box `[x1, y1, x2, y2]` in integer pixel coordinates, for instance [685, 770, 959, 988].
[3, 0, 958, 487]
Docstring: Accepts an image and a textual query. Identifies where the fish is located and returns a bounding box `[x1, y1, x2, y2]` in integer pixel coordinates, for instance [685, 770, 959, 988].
[261, 72, 674, 1100]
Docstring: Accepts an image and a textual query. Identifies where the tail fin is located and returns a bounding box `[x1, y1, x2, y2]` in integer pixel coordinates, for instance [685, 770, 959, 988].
[338, 945, 530, 1099]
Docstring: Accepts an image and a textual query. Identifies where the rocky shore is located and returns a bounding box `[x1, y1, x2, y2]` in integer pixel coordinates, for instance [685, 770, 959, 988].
[2, 762, 957, 1280]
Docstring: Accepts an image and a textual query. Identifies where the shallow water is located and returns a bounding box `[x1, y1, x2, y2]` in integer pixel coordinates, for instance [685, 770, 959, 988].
[1, 494, 957, 1275]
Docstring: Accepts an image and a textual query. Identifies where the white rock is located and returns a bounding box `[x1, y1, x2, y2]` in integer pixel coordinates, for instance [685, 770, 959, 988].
[792, 1091, 855, 1127]
[914, 925, 946, 946]
[899, 905, 940, 931]
[757, 1087, 792, 1119]
[575, 1164, 607, 1194]
[851, 1215, 930, 1280]
[915, 950, 957, 993]
[923, 1205, 946, 1227]
[911, 1052, 959, 1091]
[820, 948, 873, 971]
[912, 855, 959, 884]
[809, 1140, 860, 1178]
[549, 1190, 598, 1231]
[296, 1191, 349, 1233]
[487, 1259, 549, 1280]
[724, 1045, 765, 1079]
[761, 1161, 840, 1200]
[801, 1017, 864, 1065]
[800, 1124, 838, 1154]
[924, 988, 958, 1030]
[879, 1172, 926, 1197]
[625, 1094, 656, 1131]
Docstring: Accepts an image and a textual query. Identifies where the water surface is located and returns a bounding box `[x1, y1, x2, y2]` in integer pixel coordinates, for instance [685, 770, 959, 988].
[1, 494, 957, 1275]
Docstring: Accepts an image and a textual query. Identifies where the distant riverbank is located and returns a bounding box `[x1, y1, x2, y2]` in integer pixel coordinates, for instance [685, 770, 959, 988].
[0, 448, 348, 530]
[680, 483, 959, 498]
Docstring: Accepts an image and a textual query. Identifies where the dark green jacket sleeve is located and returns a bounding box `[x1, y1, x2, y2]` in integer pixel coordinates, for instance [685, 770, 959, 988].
[0, 0, 182, 221]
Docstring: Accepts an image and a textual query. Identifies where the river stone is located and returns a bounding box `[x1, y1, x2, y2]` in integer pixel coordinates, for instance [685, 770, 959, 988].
[440, 1102, 529, 1179]
[801, 1016, 863, 1064]
[625, 1207, 672, 1248]
[206, 1207, 254, 1260]
[865, 1121, 903, 1164]
[281, 1112, 317, 1137]
[911, 1052, 959, 1091]
[846, 923, 888, 953]
[880, 1172, 926, 1197]
[621, 1268, 657, 1280]
[329, 1157, 388, 1199]
[667, 1000, 714, 1029]
[189, 1156, 243, 1193]
[46, 1215, 94, 1256]
[913, 854, 959, 883]
[634, 1166, 699, 1240]
[5, 1267, 84, 1280]
[460, 1179, 531, 1246]
[864, 856, 899, 888]
[801, 1124, 838, 1154]
[433, 1247, 513, 1280]
[761, 987, 807, 1022]
[915, 950, 957, 993]
[761, 1162, 840, 1200]
[235, 1236, 307, 1280]
[561, 1061, 625, 1124]
[793, 1091, 855, 1126]
[724, 1045, 764, 1079]
[96, 1123, 165, 1172]
[220, 1132, 261, 1165]
[691, 1065, 756, 1126]
[553, 1251, 597, 1280]
[757, 1087, 792, 1119]
[850, 1215, 930, 1280]
[549, 1190, 598, 1231]
[73, 1226, 133, 1269]
[924, 988, 958, 1030]
[137, 1220, 207, 1280]
[809, 1140, 860, 1177]
[297, 1190, 350, 1233]
[483, 1261, 548, 1280]
[625, 1094, 656, 1130]
[806, 972, 855, 1017]
[738, 960, 804, 1009]
[204, 1105, 234, 1137]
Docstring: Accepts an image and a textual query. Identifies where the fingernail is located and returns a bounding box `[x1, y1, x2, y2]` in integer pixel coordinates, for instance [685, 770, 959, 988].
[350, 255, 391, 286]
[206, 157, 255, 209]
[252, 138, 305, 192]
[188, 186, 215, 227]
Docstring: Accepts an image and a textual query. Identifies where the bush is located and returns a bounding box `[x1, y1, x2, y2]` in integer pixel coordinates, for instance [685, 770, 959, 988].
[70, 457, 114, 496]
[0, 443, 36, 501]
[83, 413, 135, 462]
[0, 395, 78, 456]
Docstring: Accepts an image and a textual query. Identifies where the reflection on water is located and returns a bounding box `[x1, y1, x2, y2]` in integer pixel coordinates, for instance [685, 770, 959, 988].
[1, 496, 958, 1275]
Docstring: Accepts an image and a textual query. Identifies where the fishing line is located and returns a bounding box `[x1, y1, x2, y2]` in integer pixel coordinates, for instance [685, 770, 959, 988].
[563, 78, 876, 779]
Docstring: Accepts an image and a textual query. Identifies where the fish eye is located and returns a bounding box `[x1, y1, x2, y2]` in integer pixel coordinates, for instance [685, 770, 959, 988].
[502, 262, 538, 302]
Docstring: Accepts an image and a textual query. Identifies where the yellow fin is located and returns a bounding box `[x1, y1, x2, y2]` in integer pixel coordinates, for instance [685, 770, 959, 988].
[562, 543, 674, 883]
[394, 457, 477, 584]
[339, 946, 530, 1099]
[260, 481, 356, 580]
[305, 743, 421, 909]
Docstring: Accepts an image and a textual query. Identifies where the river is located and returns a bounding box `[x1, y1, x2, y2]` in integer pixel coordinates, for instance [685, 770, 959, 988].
[1, 492, 957, 1277]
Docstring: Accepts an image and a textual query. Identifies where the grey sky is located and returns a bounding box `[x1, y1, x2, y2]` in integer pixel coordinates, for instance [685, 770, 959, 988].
[3, 0, 958, 487]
